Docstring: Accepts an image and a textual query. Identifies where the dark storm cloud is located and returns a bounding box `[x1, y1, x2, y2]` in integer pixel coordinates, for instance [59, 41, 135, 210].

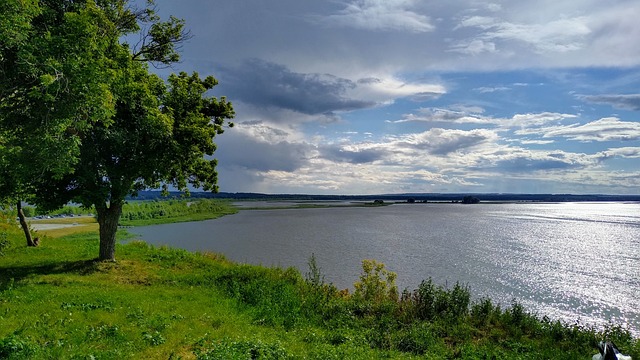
[486, 150, 596, 173]
[216, 59, 376, 115]
[214, 128, 312, 172]
[318, 145, 387, 164]
[398, 128, 496, 155]
[494, 157, 580, 172]
[577, 94, 640, 111]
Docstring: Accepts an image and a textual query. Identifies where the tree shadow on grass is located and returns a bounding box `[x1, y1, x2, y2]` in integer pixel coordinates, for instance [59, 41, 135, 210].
[0, 259, 101, 291]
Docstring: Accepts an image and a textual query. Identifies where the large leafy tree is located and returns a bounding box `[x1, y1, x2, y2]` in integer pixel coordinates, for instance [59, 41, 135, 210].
[1, 0, 234, 260]
[1, 0, 115, 245]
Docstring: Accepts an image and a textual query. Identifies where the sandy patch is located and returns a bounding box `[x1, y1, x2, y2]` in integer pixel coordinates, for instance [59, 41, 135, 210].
[31, 223, 86, 230]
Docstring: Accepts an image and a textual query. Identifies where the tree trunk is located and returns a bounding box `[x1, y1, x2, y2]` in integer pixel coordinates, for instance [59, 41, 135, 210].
[96, 202, 123, 261]
[17, 201, 36, 247]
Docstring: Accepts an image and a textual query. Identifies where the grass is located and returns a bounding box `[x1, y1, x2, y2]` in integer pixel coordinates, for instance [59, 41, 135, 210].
[30, 217, 96, 225]
[19, 199, 237, 238]
[0, 228, 412, 359]
[30, 216, 99, 238]
[1, 211, 638, 359]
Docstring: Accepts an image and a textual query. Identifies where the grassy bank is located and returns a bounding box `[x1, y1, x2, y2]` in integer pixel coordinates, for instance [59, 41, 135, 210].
[16, 200, 237, 240]
[119, 199, 238, 226]
[1, 215, 638, 359]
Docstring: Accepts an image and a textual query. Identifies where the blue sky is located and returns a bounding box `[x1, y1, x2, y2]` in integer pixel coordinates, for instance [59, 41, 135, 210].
[147, 0, 640, 195]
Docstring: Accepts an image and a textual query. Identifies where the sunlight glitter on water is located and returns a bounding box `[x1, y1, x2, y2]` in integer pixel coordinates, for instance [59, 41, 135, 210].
[487, 203, 640, 334]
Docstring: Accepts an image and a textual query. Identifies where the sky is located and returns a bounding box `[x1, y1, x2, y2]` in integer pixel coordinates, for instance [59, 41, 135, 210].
[146, 0, 640, 195]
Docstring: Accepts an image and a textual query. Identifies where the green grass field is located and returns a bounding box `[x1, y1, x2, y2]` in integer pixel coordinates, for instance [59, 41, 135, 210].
[1, 203, 638, 359]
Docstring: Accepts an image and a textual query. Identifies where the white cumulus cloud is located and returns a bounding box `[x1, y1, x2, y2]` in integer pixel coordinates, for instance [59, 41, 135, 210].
[321, 0, 435, 33]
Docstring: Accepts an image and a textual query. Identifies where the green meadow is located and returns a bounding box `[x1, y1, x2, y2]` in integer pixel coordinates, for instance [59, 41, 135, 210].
[1, 200, 638, 359]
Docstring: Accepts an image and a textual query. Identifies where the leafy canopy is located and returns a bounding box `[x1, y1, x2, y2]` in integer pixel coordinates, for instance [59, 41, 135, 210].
[0, 0, 234, 259]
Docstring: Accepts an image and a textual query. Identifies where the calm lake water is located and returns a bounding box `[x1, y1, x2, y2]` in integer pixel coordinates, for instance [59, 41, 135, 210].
[133, 202, 640, 334]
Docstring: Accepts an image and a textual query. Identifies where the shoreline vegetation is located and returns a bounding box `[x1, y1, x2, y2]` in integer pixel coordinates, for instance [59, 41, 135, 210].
[131, 190, 640, 203]
[1, 199, 638, 359]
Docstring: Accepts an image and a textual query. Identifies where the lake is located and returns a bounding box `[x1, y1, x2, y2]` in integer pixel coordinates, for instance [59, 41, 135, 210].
[132, 202, 640, 334]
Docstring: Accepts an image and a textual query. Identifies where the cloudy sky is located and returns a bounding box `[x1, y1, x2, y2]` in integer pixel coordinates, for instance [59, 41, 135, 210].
[148, 0, 640, 195]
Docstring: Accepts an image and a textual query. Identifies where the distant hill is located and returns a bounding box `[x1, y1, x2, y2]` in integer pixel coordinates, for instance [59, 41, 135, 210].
[128, 191, 640, 203]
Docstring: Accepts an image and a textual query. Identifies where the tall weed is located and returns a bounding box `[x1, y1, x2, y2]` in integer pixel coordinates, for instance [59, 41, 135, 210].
[401, 278, 471, 322]
[0, 232, 9, 256]
[214, 266, 303, 329]
[301, 254, 341, 323]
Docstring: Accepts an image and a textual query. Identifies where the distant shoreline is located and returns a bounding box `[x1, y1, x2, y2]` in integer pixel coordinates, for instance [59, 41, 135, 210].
[129, 190, 640, 203]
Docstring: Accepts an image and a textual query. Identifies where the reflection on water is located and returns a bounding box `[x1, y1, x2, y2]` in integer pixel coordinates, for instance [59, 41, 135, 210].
[133, 202, 640, 334]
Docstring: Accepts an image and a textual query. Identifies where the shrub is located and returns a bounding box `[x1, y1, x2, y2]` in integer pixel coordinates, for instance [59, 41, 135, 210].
[353, 259, 398, 305]
[0, 334, 38, 359]
[21, 206, 35, 218]
[302, 254, 342, 322]
[501, 300, 543, 337]
[305, 253, 324, 288]
[470, 297, 499, 326]
[404, 278, 471, 322]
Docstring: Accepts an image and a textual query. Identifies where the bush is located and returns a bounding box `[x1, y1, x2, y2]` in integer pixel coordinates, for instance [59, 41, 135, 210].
[21, 206, 35, 218]
[501, 300, 543, 338]
[301, 254, 342, 323]
[470, 297, 499, 326]
[353, 259, 398, 305]
[402, 278, 470, 322]
[0, 334, 38, 359]
[305, 253, 324, 288]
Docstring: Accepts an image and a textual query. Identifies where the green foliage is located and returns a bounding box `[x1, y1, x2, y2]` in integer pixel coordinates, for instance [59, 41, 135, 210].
[213, 265, 304, 329]
[20, 205, 34, 218]
[0, 230, 638, 359]
[305, 253, 324, 288]
[196, 339, 292, 360]
[35, 205, 92, 217]
[0, 333, 38, 359]
[400, 278, 471, 322]
[353, 259, 398, 305]
[393, 322, 441, 355]
[300, 254, 344, 325]
[142, 331, 166, 346]
[120, 199, 237, 225]
[0, 0, 116, 190]
[0, 214, 23, 256]
[470, 297, 500, 326]
[1, 0, 234, 260]
[0, 232, 9, 256]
